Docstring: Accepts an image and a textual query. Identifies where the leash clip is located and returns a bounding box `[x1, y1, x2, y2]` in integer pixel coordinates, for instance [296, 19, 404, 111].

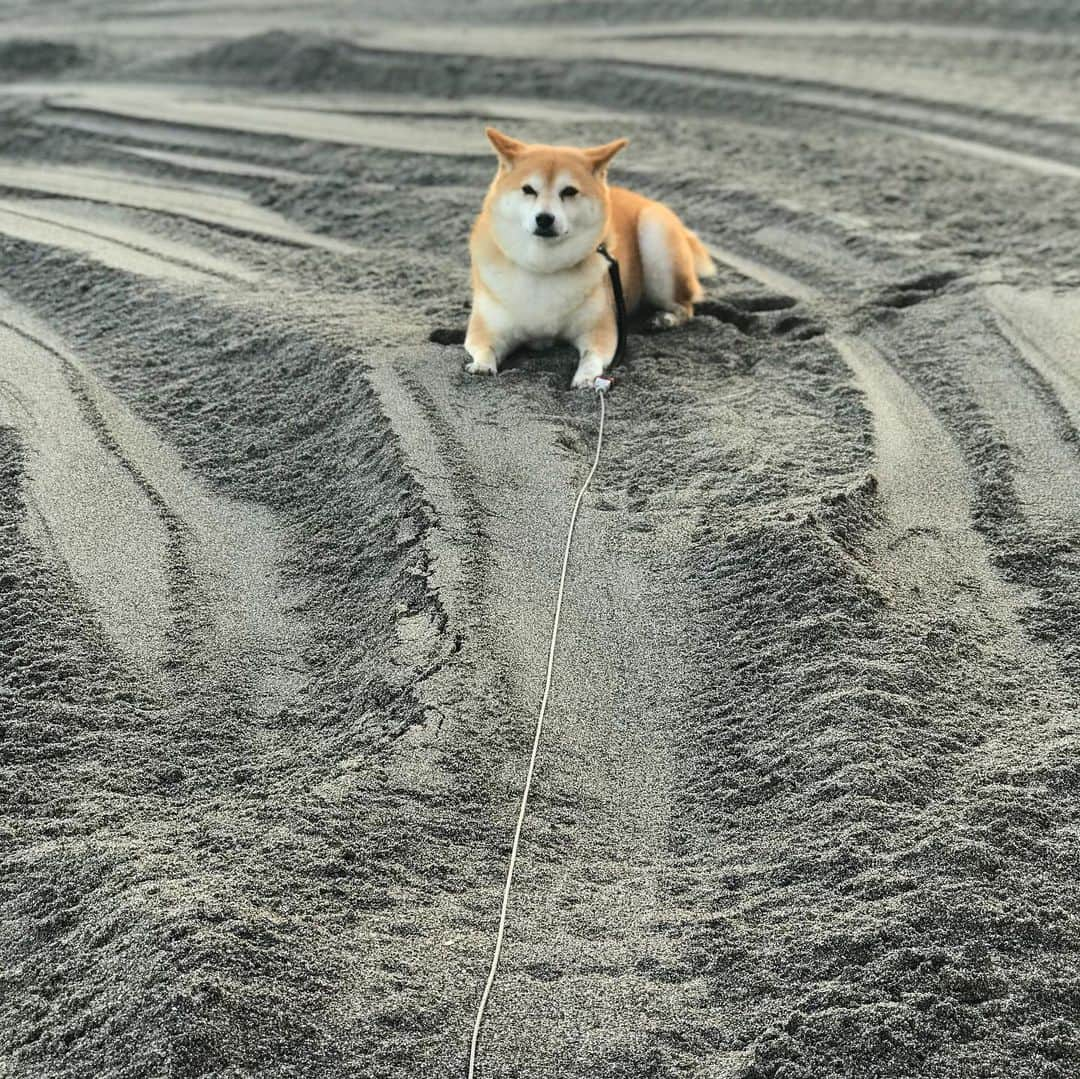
[593, 375, 614, 394]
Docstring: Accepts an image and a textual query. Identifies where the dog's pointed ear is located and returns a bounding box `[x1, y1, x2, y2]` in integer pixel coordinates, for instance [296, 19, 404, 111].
[584, 137, 629, 176]
[485, 126, 526, 169]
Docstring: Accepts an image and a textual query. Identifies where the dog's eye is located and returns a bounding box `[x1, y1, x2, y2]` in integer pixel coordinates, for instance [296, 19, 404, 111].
[560, 186, 579, 199]
[522, 184, 537, 196]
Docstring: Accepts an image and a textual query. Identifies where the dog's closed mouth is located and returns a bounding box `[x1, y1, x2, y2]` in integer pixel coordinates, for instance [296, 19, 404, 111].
[533, 227, 561, 239]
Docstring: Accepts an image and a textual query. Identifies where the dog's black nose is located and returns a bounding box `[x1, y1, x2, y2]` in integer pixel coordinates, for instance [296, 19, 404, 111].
[535, 212, 555, 229]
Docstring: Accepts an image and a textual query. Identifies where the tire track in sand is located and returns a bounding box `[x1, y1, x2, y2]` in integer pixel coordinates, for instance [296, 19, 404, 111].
[987, 286, 1080, 439]
[708, 237, 1080, 540]
[699, 241, 1080, 729]
[24, 28, 1080, 182]
[949, 294, 1080, 530]
[0, 160, 352, 252]
[704, 242, 1020, 609]
[35, 68, 1080, 185]
[363, 343, 706, 1077]
[685, 243, 1080, 1078]
[0, 306, 172, 668]
[322, 24, 1080, 180]
[367, 239, 1014, 1076]
[104, 142, 311, 182]
[36, 87, 493, 157]
[0, 298, 302, 707]
[0, 198, 258, 284]
[24, 83, 627, 153]
[31, 59, 1080, 186]
[833, 335, 1012, 606]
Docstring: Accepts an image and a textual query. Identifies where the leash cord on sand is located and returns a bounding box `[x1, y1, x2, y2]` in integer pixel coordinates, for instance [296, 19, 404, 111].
[467, 381, 610, 1079]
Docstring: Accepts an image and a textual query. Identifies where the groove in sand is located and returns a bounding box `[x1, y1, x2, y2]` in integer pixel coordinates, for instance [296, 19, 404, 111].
[32, 69, 1080, 185]
[596, 18, 1068, 45]
[40, 86, 493, 156]
[105, 142, 311, 182]
[946, 298, 1080, 527]
[0, 299, 301, 701]
[307, 25, 1080, 177]
[362, 341, 695, 1074]
[859, 122, 1080, 181]
[0, 198, 257, 284]
[703, 241, 821, 304]
[0, 160, 351, 252]
[704, 239, 1004, 600]
[987, 285, 1080, 431]
[345, 23, 1080, 127]
[833, 334, 1005, 600]
[0, 304, 171, 666]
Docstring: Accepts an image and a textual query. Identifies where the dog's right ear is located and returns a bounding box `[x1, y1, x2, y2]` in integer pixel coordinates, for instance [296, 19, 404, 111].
[584, 137, 629, 177]
[485, 127, 526, 170]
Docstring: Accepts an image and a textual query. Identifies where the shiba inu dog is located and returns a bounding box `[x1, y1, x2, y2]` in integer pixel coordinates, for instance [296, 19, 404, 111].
[466, 127, 716, 389]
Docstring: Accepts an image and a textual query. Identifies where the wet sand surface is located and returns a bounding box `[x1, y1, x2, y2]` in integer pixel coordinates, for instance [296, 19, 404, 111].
[2, 3, 1080, 1077]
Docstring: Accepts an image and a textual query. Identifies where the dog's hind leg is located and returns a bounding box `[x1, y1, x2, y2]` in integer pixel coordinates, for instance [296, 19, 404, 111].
[638, 204, 705, 329]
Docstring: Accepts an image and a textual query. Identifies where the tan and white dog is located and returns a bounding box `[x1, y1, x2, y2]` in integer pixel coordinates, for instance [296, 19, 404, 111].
[465, 127, 715, 389]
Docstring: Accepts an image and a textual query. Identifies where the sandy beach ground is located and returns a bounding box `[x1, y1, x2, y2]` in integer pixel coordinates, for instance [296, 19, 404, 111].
[2, 3, 1080, 1077]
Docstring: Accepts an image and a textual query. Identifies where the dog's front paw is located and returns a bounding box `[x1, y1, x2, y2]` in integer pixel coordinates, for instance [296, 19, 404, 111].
[571, 354, 605, 390]
[464, 356, 498, 376]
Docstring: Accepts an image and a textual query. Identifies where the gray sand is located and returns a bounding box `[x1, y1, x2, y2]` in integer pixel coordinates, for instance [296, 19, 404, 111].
[2, 3, 1079, 1078]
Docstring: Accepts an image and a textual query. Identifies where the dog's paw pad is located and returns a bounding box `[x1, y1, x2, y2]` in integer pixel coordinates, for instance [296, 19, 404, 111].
[465, 358, 498, 376]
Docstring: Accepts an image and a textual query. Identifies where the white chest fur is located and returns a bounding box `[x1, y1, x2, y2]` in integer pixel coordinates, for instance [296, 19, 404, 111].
[477, 254, 608, 345]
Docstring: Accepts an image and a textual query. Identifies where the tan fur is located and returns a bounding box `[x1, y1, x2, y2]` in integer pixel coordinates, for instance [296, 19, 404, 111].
[466, 128, 714, 388]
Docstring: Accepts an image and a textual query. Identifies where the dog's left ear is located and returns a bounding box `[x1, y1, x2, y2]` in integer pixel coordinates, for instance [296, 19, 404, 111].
[585, 137, 629, 177]
[485, 126, 527, 169]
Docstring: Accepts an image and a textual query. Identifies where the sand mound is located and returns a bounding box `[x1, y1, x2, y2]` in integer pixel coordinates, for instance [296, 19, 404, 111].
[160, 30, 374, 91]
[0, 39, 84, 78]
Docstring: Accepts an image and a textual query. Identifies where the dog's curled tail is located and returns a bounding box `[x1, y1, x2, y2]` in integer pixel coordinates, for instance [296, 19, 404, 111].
[686, 230, 718, 280]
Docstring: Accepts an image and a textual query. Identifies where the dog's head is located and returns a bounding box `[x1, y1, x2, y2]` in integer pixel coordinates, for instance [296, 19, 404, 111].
[482, 127, 628, 273]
